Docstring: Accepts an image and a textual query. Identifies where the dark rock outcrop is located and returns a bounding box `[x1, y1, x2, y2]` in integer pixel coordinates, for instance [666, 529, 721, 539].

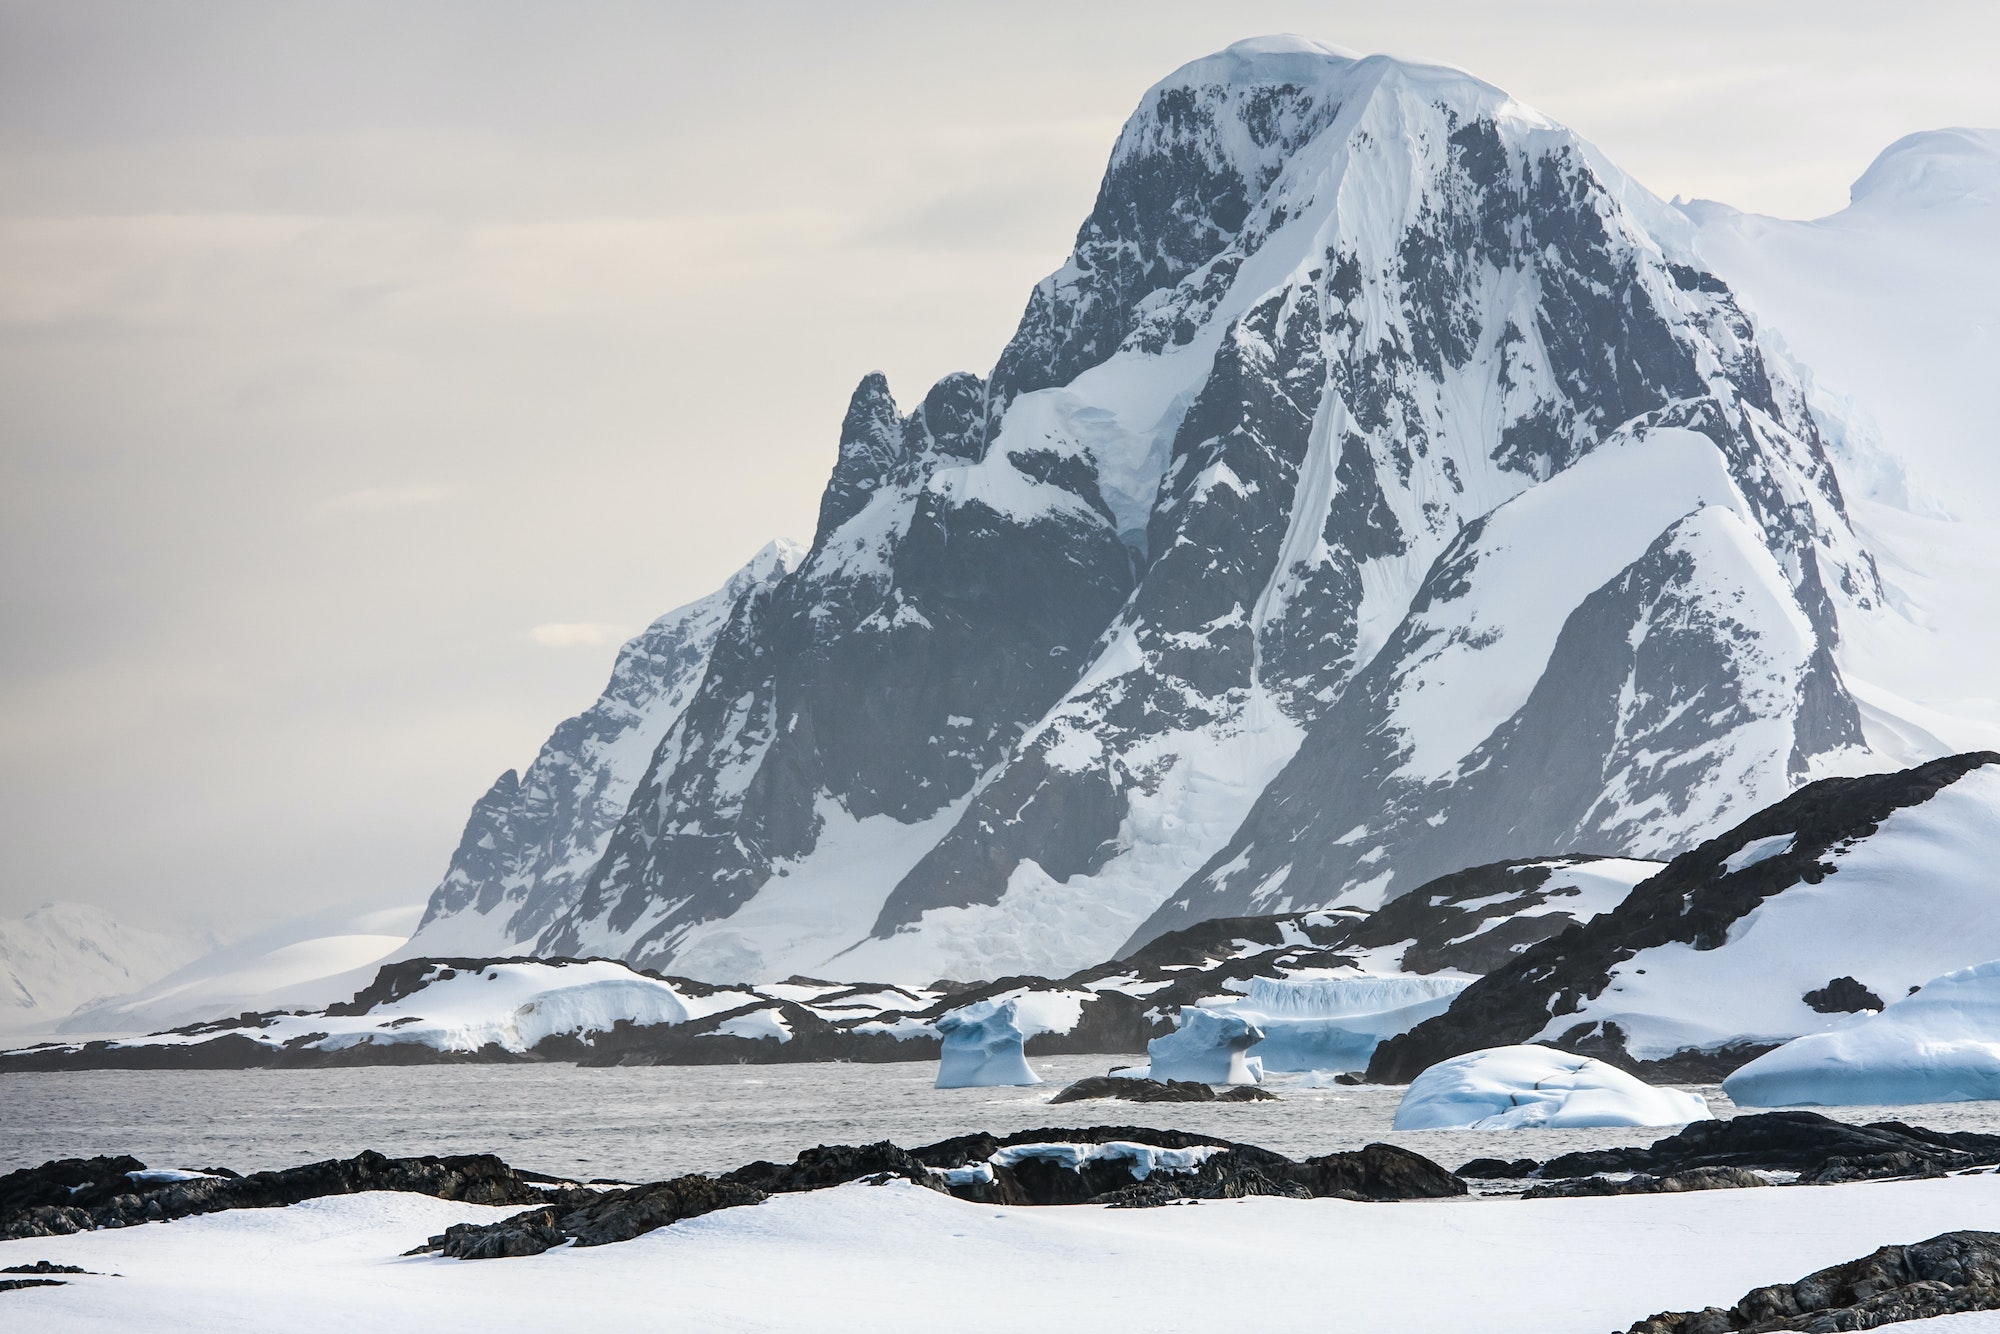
[422, 1175, 767, 1260]
[1521, 1166, 1768, 1199]
[0, 1259, 91, 1292]
[1368, 754, 2000, 1082]
[1802, 975, 1884, 1014]
[0, 1150, 577, 1241]
[720, 1142, 936, 1195]
[1048, 1076, 1222, 1103]
[1464, 1111, 2000, 1191]
[1625, 1230, 2000, 1332]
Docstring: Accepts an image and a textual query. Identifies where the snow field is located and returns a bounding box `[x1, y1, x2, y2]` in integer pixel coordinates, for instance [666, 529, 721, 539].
[12, 1172, 2000, 1331]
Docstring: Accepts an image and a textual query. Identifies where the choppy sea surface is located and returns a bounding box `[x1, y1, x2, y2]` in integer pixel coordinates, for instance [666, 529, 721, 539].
[8, 1057, 2000, 1182]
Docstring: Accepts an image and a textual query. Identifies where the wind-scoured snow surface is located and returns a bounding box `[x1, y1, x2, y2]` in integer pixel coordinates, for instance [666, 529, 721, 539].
[1726, 960, 2000, 1108]
[409, 34, 1973, 986]
[12, 1174, 2000, 1332]
[0, 904, 214, 1036]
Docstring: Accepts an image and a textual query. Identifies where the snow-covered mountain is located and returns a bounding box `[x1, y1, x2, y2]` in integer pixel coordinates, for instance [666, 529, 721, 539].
[401, 540, 803, 959]
[1370, 751, 2000, 1081]
[407, 35, 1978, 987]
[0, 903, 215, 1035]
[61, 892, 423, 1036]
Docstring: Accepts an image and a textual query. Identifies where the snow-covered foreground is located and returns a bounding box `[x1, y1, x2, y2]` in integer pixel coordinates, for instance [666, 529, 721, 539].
[11, 1174, 2000, 1332]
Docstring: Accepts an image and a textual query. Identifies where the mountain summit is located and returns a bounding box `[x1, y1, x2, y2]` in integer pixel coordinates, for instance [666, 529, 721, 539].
[406, 37, 1901, 984]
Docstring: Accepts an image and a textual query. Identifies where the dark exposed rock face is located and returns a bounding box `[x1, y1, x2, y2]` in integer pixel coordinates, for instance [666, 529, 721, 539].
[0, 1260, 92, 1293]
[720, 1142, 937, 1196]
[723, 1125, 1461, 1212]
[1460, 1111, 2000, 1189]
[1625, 1230, 2000, 1333]
[1368, 754, 2000, 1081]
[1803, 975, 1884, 1014]
[539, 362, 1137, 976]
[0, 1151, 574, 1241]
[408, 542, 802, 954]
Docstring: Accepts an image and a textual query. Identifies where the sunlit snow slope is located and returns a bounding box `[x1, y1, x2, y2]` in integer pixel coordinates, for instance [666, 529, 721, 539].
[1685, 128, 2000, 763]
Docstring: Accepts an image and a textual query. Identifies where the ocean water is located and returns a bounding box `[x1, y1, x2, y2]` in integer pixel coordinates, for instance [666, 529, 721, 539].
[7, 1057, 2000, 1183]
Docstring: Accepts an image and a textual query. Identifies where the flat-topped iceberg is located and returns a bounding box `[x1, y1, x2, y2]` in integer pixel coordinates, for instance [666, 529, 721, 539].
[1393, 1045, 1710, 1130]
[1147, 1009, 1264, 1084]
[1725, 960, 2000, 1107]
[1234, 973, 1472, 1072]
[935, 998, 1039, 1087]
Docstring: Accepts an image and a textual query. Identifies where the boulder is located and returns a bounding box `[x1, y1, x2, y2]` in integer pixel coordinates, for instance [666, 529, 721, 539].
[1522, 1166, 1768, 1199]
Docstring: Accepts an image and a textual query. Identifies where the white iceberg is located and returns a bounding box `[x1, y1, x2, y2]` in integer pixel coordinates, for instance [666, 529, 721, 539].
[1392, 1044, 1711, 1130]
[1147, 1008, 1265, 1084]
[1725, 960, 2000, 1107]
[935, 998, 1040, 1088]
[1231, 973, 1472, 1073]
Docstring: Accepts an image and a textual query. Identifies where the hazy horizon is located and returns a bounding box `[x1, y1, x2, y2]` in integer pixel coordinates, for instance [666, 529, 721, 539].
[5, 0, 1999, 935]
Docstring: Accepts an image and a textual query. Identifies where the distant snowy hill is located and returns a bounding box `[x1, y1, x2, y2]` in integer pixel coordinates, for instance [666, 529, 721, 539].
[62, 893, 422, 1036]
[0, 903, 214, 1035]
[405, 37, 1990, 987]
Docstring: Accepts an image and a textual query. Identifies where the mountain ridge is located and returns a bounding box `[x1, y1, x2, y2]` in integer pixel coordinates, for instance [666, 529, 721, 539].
[401, 36, 1949, 987]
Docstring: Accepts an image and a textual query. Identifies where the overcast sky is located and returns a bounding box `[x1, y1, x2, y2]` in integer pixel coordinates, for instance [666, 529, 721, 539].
[4, 0, 1998, 933]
